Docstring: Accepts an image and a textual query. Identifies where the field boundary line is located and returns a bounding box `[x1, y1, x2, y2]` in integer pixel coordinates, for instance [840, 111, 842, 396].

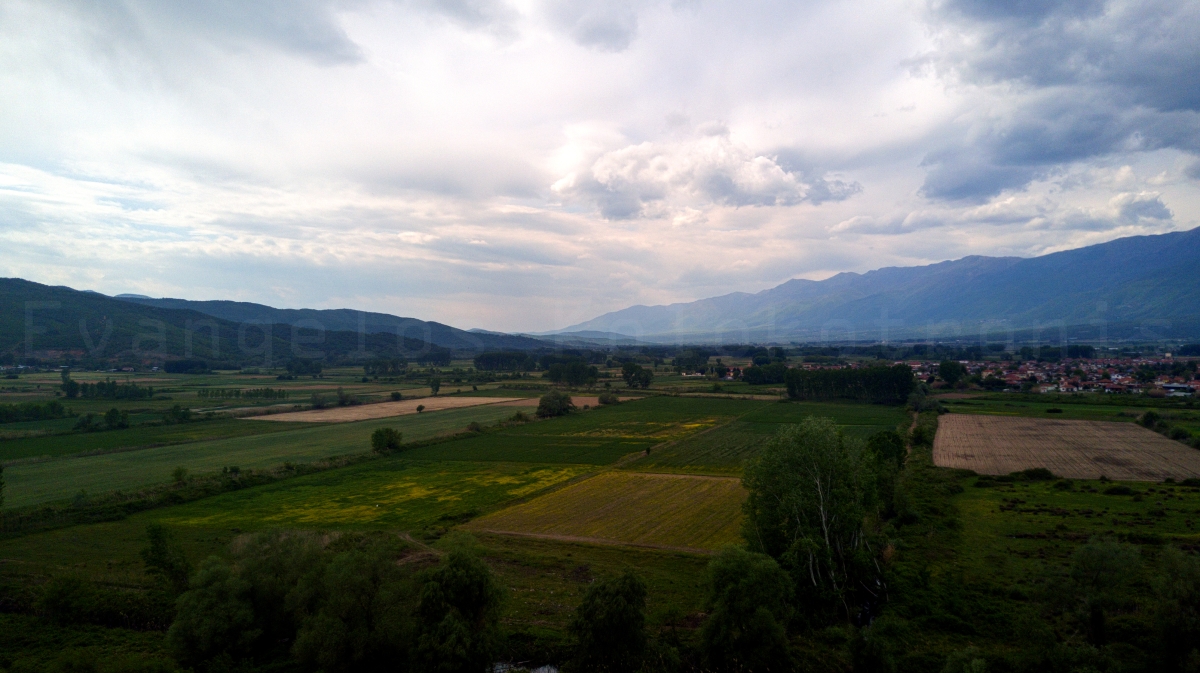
[470, 528, 717, 555]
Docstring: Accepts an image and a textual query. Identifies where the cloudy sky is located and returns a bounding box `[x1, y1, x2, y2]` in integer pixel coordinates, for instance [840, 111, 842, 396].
[1, 0, 1198, 332]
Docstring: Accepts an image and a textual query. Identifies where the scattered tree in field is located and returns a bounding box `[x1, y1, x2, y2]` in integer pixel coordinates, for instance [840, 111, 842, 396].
[701, 547, 794, 672]
[391, 391, 402, 401]
[569, 571, 648, 673]
[371, 427, 403, 453]
[104, 407, 129, 430]
[60, 368, 79, 398]
[742, 417, 879, 619]
[429, 377, 441, 396]
[598, 390, 620, 405]
[537, 390, 576, 418]
[416, 404, 425, 413]
[621, 362, 654, 389]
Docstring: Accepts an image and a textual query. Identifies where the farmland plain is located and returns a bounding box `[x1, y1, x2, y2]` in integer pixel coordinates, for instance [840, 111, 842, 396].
[3, 402, 536, 507]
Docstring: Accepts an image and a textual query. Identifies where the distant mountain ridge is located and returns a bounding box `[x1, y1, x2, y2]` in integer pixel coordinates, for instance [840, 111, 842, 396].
[553, 227, 1200, 343]
[1, 278, 549, 362]
[113, 295, 546, 351]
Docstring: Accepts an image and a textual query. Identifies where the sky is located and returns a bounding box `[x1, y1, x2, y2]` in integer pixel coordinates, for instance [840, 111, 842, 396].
[1, 0, 1198, 333]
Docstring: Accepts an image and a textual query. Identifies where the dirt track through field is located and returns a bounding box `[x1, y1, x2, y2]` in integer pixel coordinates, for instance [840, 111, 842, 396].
[249, 396, 528, 422]
[933, 413, 1200, 481]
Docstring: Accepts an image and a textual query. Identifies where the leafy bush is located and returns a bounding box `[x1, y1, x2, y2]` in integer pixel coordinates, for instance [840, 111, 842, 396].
[371, 427, 403, 453]
[536, 390, 576, 418]
[597, 390, 620, 405]
[391, 391, 402, 401]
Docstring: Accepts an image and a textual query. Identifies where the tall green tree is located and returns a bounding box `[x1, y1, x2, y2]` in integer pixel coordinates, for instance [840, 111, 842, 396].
[569, 571, 648, 673]
[742, 417, 879, 619]
[938, 360, 967, 386]
[415, 547, 504, 673]
[701, 548, 793, 672]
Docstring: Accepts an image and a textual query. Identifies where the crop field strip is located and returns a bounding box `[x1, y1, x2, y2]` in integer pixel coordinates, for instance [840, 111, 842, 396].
[464, 471, 747, 552]
[2, 403, 536, 507]
[152, 460, 589, 531]
[0, 417, 317, 463]
[933, 413, 1200, 481]
[251, 395, 527, 422]
[624, 400, 910, 474]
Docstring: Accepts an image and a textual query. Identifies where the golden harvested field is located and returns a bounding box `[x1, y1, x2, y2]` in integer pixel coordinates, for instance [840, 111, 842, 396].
[250, 396, 527, 422]
[464, 471, 746, 552]
[933, 413, 1200, 481]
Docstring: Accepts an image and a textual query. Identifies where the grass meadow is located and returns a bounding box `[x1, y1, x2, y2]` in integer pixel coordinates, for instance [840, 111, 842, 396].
[3, 402, 535, 507]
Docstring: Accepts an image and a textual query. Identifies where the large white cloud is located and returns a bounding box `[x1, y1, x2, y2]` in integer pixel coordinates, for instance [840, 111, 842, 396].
[0, 0, 1196, 332]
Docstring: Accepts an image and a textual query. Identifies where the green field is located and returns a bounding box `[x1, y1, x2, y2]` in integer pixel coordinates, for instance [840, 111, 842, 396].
[625, 400, 910, 473]
[0, 417, 316, 462]
[154, 460, 588, 531]
[404, 396, 760, 464]
[3, 403, 535, 507]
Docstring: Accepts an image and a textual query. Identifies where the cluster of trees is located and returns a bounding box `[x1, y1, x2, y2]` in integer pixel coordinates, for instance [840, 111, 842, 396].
[161, 531, 504, 673]
[672, 349, 715, 373]
[1141, 410, 1200, 448]
[312, 387, 360, 409]
[164, 359, 209, 374]
[546, 358, 599, 386]
[742, 361, 789, 385]
[363, 358, 406, 376]
[473, 351, 536, 371]
[0, 398, 69, 423]
[937, 359, 968, 385]
[196, 387, 290, 400]
[287, 359, 324, 377]
[73, 408, 130, 432]
[621, 362, 653, 388]
[60, 373, 154, 400]
[785, 365, 916, 404]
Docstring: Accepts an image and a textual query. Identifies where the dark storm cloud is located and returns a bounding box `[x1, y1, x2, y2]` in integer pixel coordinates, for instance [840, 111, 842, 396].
[921, 0, 1200, 201]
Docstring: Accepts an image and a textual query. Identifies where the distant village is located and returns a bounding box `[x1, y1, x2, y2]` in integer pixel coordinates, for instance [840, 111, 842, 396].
[902, 355, 1200, 396]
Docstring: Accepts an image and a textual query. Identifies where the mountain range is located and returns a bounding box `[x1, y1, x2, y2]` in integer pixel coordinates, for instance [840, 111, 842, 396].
[551, 227, 1200, 343]
[0, 279, 546, 363]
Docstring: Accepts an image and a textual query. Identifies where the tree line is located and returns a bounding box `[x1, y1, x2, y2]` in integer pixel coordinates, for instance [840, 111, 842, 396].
[785, 364, 916, 404]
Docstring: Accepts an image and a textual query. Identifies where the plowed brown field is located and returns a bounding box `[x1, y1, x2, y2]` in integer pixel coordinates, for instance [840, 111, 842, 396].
[933, 413, 1200, 481]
